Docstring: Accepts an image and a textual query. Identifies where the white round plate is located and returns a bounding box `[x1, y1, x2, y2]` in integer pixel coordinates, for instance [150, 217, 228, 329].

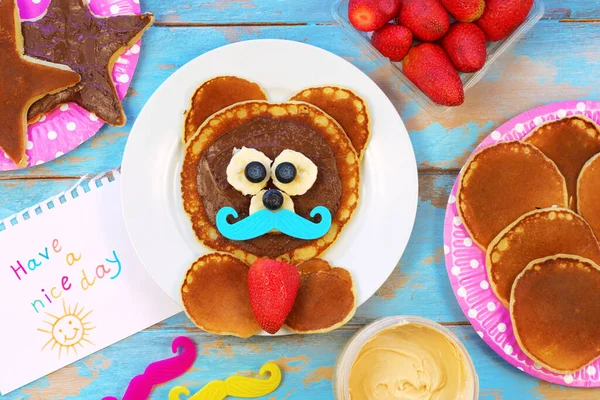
[121, 39, 418, 320]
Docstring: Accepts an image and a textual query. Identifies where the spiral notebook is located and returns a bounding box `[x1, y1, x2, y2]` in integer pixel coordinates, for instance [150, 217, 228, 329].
[0, 171, 181, 394]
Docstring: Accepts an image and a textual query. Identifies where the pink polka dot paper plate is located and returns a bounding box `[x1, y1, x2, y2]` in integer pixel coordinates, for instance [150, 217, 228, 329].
[444, 100, 600, 388]
[1, 0, 144, 171]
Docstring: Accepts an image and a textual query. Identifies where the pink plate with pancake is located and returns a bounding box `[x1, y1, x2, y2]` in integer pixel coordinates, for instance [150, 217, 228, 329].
[444, 100, 600, 387]
[0, 0, 143, 171]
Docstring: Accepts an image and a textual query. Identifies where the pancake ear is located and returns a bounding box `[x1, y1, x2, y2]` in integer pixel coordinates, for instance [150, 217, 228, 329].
[183, 76, 268, 143]
[290, 87, 370, 159]
[181, 253, 260, 338]
[285, 259, 357, 333]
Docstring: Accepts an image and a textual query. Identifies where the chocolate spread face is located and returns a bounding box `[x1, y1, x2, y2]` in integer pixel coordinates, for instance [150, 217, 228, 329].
[196, 117, 343, 258]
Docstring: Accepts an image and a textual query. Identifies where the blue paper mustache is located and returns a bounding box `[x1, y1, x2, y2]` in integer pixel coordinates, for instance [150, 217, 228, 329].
[216, 206, 332, 241]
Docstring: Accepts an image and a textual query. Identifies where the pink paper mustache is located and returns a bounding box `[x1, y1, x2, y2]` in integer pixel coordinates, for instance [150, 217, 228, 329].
[103, 336, 197, 400]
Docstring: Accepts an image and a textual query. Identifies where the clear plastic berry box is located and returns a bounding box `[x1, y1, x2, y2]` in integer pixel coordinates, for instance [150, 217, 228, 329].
[332, 0, 545, 116]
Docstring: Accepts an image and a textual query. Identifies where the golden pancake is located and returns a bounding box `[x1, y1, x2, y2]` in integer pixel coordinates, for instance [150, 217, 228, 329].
[181, 253, 260, 338]
[511, 255, 600, 374]
[457, 141, 568, 249]
[285, 259, 356, 333]
[181, 101, 360, 265]
[578, 153, 600, 240]
[487, 208, 600, 307]
[290, 87, 370, 158]
[183, 76, 267, 143]
[523, 116, 600, 210]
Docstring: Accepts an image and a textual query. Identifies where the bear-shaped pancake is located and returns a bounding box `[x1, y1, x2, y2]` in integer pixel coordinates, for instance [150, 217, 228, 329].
[180, 79, 369, 337]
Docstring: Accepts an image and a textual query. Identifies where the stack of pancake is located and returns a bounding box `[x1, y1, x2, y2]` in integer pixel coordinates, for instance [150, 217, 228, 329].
[457, 115, 600, 375]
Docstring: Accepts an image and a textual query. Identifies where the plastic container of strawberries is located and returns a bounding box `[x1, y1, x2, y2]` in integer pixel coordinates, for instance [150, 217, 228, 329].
[332, 0, 545, 117]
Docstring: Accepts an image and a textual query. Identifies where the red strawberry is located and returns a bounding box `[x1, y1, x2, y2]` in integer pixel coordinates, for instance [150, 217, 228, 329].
[371, 24, 413, 62]
[247, 258, 300, 334]
[348, 0, 389, 32]
[476, 0, 534, 41]
[379, 0, 402, 19]
[440, 0, 485, 22]
[403, 43, 464, 106]
[398, 0, 450, 42]
[441, 23, 487, 73]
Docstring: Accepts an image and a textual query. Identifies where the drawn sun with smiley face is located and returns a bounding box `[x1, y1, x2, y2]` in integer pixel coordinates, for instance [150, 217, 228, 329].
[38, 300, 95, 358]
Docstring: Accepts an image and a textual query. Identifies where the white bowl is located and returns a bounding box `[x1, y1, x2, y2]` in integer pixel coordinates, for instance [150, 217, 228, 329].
[334, 316, 479, 399]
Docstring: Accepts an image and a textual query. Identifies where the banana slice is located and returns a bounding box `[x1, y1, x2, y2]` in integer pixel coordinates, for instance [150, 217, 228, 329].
[250, 190, 295, 234]
[226, 147, 272, 196]
[271, 149, 318, 196]
[249, 190, 295, 214]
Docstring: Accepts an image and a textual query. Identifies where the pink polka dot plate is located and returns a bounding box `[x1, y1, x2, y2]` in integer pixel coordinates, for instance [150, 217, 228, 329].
[0, 0, 143, 171]
[444, 100, 600, 387]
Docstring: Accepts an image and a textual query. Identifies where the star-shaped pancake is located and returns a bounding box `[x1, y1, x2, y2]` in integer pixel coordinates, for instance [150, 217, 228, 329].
[0, 0, 80, 166]
[22, 0, 154, 126]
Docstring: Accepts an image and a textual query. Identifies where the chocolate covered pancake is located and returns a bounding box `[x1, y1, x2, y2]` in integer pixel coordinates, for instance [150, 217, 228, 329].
[285, 259, 356, 333]
[181, 101, 360, 264]
[523, 116, 600, 210]
[487, 208, 600, 307]
[181, 253, 260, 338]
[22, 0, 154, 126]
[457, 141, 568, 249]
[578, 153, 600, 240]
[0, 0, 80, 166]
[183, 76, 268, 143]
[511, 255, 600, 374]
[290, 87, 370, 158]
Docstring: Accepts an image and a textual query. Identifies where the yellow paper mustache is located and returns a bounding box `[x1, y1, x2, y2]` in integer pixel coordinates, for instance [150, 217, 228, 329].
[168, 362, 281, 400]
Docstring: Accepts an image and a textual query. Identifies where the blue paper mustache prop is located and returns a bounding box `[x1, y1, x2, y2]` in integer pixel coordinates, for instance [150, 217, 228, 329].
[216, 206, 332, 241]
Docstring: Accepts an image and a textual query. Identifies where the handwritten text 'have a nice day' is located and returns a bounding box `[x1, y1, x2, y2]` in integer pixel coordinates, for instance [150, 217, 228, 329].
[6, 238, 123, 314]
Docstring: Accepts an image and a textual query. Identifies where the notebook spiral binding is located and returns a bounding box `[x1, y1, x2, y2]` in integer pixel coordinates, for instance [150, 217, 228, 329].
[0, 169, 121, 232]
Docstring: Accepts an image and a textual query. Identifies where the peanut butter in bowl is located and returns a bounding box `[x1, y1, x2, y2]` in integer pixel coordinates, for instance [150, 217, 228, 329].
[334, 316, 478, 400]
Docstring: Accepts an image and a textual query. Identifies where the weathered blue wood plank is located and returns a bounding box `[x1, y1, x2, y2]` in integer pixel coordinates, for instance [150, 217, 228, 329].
[142, 0, 600, 23]
[151, 0, 334, 24]
[3, 324, 597, 399]
[0, 20, 597, 180]
[543, 0, 600, 19]
[0, 180, 76, 221]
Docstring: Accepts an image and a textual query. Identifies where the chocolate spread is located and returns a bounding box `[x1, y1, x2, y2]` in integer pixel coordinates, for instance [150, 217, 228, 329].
[22, 0, 154, 125]
[197, 117, 343, 258]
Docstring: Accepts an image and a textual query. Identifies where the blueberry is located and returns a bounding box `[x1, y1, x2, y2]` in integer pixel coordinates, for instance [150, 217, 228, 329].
[275, 162, 296, 183]
[245, 161, 267, 183]
[263, 189, 284, 210]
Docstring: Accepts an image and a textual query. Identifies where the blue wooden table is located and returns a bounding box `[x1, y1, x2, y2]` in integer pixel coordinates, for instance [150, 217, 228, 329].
[2, 1, 600, 398]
